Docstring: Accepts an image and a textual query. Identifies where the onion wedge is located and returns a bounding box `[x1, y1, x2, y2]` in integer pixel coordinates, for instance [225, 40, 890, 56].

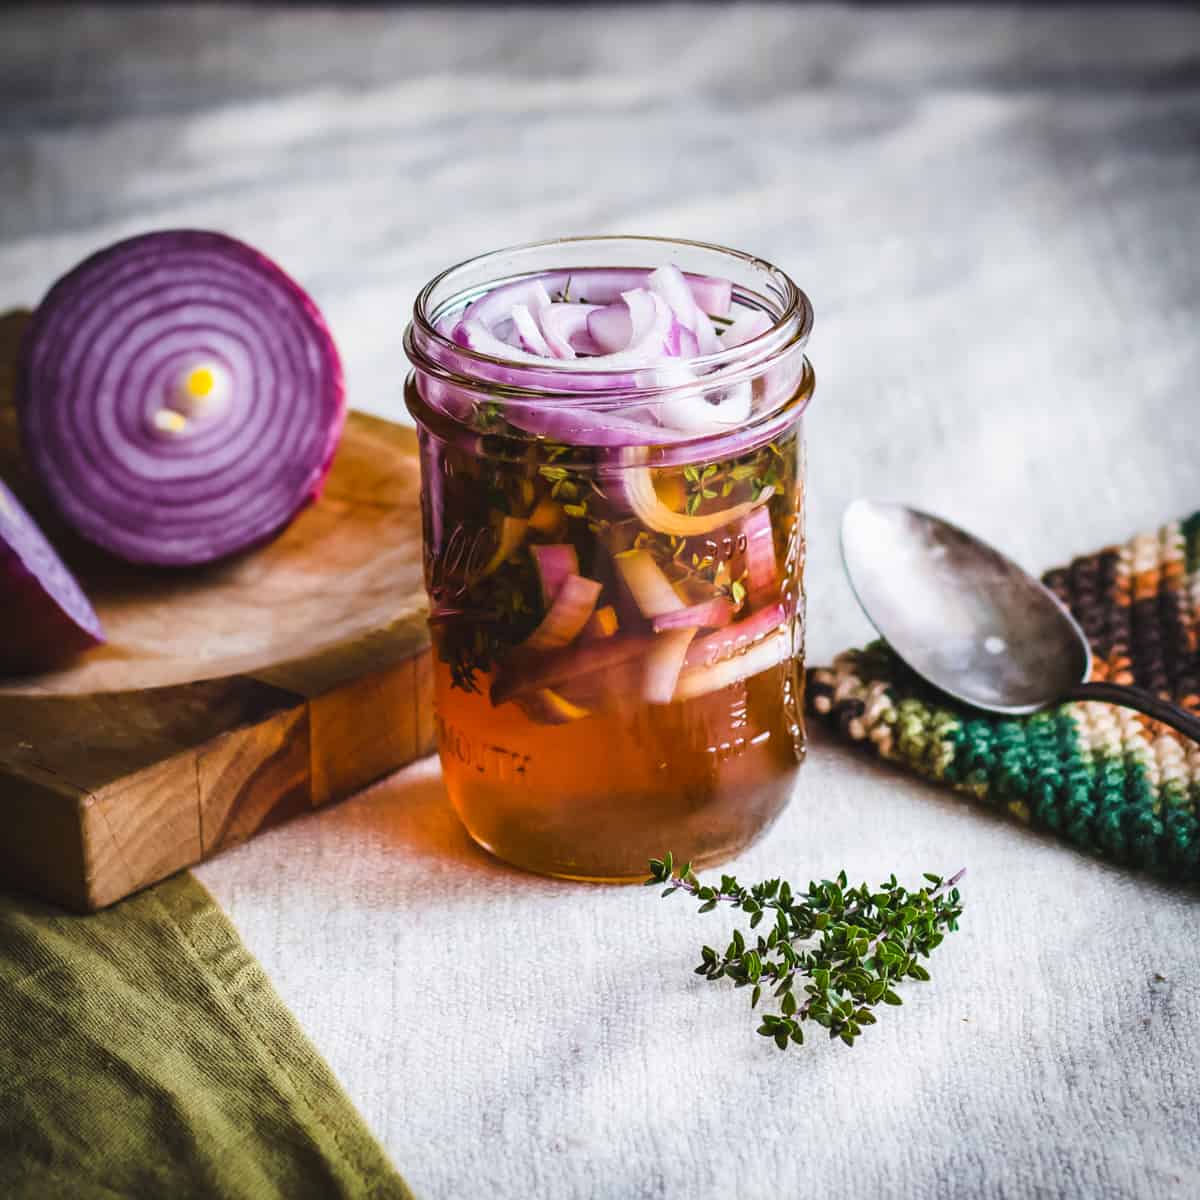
[643, 628, 696, 704]
[0, 478, 104, 673]
[491, 634, 654, 705]
[719, 309, 771, 349]
[652, 595, 734, 632]
[614, 548, 685, 617]
[520, 573, 602, 653]
[674, 604, 794, 701]
[741, 505, 779, 605]
[530, 543, 579, 606]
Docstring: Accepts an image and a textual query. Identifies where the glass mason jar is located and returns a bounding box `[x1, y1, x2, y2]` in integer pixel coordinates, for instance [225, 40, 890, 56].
[404, 236, 814, 880]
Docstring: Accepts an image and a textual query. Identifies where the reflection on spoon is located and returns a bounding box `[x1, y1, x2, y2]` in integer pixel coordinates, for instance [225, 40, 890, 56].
[840, 499, 1200, 743]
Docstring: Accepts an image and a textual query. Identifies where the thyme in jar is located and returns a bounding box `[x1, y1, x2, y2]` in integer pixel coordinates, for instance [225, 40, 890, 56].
[682, 440, 788, 513]
[436, 555, 540, 693]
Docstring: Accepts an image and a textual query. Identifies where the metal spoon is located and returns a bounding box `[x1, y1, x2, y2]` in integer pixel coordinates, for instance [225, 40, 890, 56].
[840, 498, 1200, 742]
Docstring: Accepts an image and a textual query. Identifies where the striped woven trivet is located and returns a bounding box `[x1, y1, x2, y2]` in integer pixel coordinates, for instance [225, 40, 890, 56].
[808, 514, 1200, 883]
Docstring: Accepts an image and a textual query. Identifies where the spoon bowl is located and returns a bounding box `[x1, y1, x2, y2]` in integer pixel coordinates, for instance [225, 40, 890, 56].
[840, 499, 1200, 741]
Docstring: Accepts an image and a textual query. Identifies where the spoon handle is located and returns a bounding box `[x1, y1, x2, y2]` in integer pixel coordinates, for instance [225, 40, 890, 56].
[1061, 682, 1200, 743]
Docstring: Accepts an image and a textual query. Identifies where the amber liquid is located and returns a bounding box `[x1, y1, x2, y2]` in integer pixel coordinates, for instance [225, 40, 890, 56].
[417, 377, 808, 881]
[435, 650, 805, 880]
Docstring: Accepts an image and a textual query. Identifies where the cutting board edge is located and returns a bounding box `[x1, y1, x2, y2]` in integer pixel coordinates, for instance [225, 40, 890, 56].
[2, 635, 436, 913]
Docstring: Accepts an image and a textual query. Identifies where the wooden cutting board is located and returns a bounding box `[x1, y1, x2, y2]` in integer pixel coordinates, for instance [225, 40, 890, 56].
[0, 311, 433, 911]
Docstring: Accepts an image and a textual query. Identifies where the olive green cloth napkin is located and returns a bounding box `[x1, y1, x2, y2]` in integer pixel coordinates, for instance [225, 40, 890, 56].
[0, 872, 412, 1200]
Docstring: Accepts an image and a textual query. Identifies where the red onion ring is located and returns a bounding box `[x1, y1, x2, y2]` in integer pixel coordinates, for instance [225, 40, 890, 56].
[19, 230, 345, 566]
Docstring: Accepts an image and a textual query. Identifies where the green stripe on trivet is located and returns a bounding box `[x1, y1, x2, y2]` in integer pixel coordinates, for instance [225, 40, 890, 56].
[0, 873, 412, 1200]
[809, 513, 1200, 884]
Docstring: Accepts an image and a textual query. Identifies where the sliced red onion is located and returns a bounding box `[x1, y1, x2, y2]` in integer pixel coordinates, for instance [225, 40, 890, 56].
[648, 265, 700, 329]
[520, 573, 602, 653]
[652, 595, 734, 632]
[456, 292, 672, 373]
[666, 324, 701, 358]
[643, 628, 696, 704]
[694, 311, 722, 355]
[720, 309, 772, 349]
[614, 548, 685, 617]
[741, 505, 778, 605]
[459, 269, 728, 328]
[587, 302, 632, 353]
[504, 403, 664, 445]
[675, 603, 792, 700]
[658, 380, 752, 435]
[617, 453, 774, 536]
[683, 602, 786, 670]
[538, 303, 600, 359]
[511, 305, 553, 356]
[462, 277, 554, 327]
[0, 479, 104, 672]
[491, 632, 654, 705]
[531, 542, 580, 607]
[454, 318, 546, 363]
[687, 275, 733, 317]
[19, 230, 345, 567]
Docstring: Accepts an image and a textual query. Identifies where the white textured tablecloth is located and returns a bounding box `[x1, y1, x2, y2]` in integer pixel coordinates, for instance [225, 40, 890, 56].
[3, 5, 1200, 1197]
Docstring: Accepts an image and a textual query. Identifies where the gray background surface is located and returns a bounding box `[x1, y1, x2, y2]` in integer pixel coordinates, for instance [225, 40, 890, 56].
[3, 5, 1199, 1198]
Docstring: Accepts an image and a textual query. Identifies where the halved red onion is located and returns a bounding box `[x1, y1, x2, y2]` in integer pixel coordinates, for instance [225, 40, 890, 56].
[19, 230, 345, 567]
[531, 543, 580, 606]
[0, 478, 104, 672]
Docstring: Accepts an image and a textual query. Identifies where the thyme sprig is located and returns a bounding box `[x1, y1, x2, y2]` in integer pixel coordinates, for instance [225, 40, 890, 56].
[647, 854, 965, 1050]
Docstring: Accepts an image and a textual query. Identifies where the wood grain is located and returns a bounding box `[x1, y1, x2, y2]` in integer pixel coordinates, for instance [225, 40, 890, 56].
[0, 311, 432, 910]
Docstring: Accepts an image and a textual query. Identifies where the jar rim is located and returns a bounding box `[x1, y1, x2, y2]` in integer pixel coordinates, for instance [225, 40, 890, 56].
[405, 234, 813, 398]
